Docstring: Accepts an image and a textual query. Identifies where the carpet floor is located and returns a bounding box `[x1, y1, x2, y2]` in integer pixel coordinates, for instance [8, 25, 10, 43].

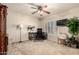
[7, 40, 79, 55]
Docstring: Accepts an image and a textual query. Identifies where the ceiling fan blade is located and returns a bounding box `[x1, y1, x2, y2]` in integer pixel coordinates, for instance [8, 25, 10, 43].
[43, 10, 50, 14]
[32, 11, 38, 14]
[28, 3, 39, 7]
[31, 7, 37, 9]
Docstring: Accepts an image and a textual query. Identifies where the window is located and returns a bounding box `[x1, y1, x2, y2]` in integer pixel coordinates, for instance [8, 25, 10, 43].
[45, 21, 53, 33]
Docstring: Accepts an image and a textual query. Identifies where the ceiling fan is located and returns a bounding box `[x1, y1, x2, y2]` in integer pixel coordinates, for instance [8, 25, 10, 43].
[28, 3, 50, 16]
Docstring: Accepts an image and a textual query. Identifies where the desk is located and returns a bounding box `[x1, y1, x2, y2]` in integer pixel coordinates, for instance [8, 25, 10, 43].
[28, 32, 36, 40]
[28, 32, 47, 40]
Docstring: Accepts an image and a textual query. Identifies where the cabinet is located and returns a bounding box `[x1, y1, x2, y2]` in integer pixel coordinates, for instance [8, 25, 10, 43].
[0, 4, 8, 55]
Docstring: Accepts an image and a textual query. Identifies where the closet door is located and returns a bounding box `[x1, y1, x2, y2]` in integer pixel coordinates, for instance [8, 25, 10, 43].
[0, 4, 7, 55]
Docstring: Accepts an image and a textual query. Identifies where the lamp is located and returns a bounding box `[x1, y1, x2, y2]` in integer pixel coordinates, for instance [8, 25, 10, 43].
[38, 11, 43, 16]
[17, 24, 23, 43]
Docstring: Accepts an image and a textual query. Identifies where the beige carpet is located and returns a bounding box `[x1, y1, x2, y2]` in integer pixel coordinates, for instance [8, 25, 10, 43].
[7, 40, 79, 55]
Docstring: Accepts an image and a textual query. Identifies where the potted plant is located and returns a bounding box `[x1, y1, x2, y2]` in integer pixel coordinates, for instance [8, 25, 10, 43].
[66, 17, 79, 46]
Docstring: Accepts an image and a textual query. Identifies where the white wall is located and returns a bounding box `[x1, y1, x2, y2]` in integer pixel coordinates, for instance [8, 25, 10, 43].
[7, 10, 40, 44]
[7, 7, 79, 43]
[41, 7, 79, 42]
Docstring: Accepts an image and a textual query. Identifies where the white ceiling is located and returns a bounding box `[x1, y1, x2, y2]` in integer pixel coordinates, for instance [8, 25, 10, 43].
[4, 3, 79, 19]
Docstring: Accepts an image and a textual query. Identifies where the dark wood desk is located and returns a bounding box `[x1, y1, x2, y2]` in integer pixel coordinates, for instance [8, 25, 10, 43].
[28, 32, 36, 40]
[28, 32, 47, 40]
